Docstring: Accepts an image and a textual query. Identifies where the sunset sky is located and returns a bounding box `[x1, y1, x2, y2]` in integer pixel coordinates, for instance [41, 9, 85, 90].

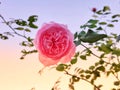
[0, 0, 120, 90]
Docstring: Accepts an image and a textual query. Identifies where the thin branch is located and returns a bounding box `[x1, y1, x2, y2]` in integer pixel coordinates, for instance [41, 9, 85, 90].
[112, 71, 120, 81]
[80, 43, 99, 58]
[81, 78, 101, 90]
[80, 43, 111, 65]
[0, 14, 27, 39]
[103, 26, 108, 35]
[52, 77, 61, 90]
[117, 56, 120, 64]
[64, 70, 101, 90]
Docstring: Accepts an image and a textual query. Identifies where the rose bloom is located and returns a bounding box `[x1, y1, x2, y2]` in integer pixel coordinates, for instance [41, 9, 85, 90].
[34, 22, 76, 66]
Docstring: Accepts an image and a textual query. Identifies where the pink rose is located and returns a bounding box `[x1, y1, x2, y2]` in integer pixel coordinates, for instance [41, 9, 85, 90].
[34, 22, 76, 66]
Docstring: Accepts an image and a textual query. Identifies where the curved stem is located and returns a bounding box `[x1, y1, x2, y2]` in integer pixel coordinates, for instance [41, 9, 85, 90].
[112, 71, 120, 81]
[117, 56, 120, 64]
[64, 70, 101, 90]
[103, 26, 108, 35]
[0, 14, 27, 39]
[80, 43, 111, 65]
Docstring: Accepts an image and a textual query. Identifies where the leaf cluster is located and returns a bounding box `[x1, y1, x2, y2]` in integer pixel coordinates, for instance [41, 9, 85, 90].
[55, 6, 120, 90]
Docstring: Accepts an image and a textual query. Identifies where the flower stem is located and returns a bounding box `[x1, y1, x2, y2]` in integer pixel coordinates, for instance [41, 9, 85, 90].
[64, 70, 101, 90]
[80, 43, 111, 65]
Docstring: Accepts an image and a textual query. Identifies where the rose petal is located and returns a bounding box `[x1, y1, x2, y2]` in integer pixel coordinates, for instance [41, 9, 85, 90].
[34, 22, 76, 66]
[38, 53, 59, 66]
[60, 43, 76, 63]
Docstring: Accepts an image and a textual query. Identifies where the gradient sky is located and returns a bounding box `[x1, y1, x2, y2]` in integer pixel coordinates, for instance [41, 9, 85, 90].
[0, 0, 120, 90]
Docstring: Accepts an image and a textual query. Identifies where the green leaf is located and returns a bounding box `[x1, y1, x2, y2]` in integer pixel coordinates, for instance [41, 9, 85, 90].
[15, 27, 24, 30]
[0, 34, 8, 40]
[111, 88, 116, 90]
[99, 43, 112, 54]
[111, 20, 118, 22]
[96, 10, 103, 15]
[80, 30, 107, 43]
[86, 49, 92, 56]
[103, 6, 110, 12]
[85, 75, 91, 79]
[74, 32, 78, 39]
[111, 33, 117, 38]
[28, 15, 38, 22]
[89, 66, 95, 70]
[107, 39, 113, 45]
[56, 64, 67, 71]
[21, 41, 27, 46]
[74, 39, 81, 46]
[80, 25, 88, 29]
[98, 85, 103, 88]
[80, 74, 84, 77]
[99, 60, 104, 64]
[106, 71, 112, 76]
[1, 36, 8, 40]
[107, 24, 114, 27]
[100, 53, 105, 58]
[15, 19, 27, 26]
[96, 66, 105, 72]
[70, 58, 77, 64]
[27, 37, 33, 42]
[28, 22, 38, 28]
[87, 19, 98, 24]
[112, 14, 120, 18]
[93, 70, 100, 77]
[95, 62, 99, 66]
[112, 48, 120, 56]
[25, 28, 31, 32]
[80, 55, 86, 60]
[21, 49, 27, 54]
[99, 22, 107, 25]
[78, 31, 86, 38]
[85, 70, 92, 74]
[20, 56, 24, 59]
[87, 24, 97, 28]
[74, 52, 79, 57]
[96, 27, 103, 30]
[114, 81, 120, 86]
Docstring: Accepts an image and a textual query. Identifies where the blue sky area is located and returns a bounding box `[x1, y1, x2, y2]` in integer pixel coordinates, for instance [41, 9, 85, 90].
[0, 0, 120, 34]
[0, 0, 120, 48]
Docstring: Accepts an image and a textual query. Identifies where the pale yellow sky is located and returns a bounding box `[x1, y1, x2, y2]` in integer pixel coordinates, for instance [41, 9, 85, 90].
[0, 40, 116, 90]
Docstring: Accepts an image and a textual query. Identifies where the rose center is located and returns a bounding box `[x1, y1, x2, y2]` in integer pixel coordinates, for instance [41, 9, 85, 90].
[41, 29, 69, 59]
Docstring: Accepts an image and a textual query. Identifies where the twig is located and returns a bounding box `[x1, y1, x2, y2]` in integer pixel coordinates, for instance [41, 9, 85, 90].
[64, 70, 101, 90]
[52, 77, 62, 90]
[0, 14, 27, 39]
[80, 43, 111, 65]
[112, 71, 120, 81]
[117, 56, 120, 64]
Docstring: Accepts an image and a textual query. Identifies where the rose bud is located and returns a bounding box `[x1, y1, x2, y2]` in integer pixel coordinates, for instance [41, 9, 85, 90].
[92, 8, 97, 12]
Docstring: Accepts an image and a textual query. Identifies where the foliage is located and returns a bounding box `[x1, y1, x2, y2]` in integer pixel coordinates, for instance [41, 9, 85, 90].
[53, 6, 120, 90]
[1, 6, 120, 90]
[0, 14, 38, 59]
